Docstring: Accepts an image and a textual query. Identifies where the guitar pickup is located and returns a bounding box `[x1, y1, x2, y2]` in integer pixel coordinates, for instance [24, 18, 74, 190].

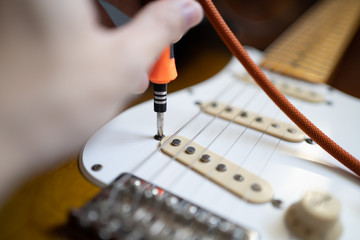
[161, 135, 274, 204]
[235, 73, 325, 103]
[201, 102, 306, 143]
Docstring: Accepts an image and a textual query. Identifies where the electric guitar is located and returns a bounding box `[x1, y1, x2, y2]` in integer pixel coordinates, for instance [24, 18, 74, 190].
[75, 0, 360, 239]
[1, 0, 360, 239]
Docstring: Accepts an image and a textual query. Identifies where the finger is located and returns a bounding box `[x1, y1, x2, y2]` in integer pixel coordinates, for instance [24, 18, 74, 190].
[132, 73, 150, 94]
[115, 0, 203, 70]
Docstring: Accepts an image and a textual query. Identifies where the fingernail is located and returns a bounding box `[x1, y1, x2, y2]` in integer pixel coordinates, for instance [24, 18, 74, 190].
[181, 1, 203, 28]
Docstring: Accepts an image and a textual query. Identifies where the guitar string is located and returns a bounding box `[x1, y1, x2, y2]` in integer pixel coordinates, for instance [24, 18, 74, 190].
[84, 2, 360, 239]
[143, 83, 288, 231]
[107, 0, 348, 227]
[133, 71, 287, 226]
[144, 83, 249, 181]
[226, 2, 344, 200]
[140, 1, 360, 231]
[123, 80, 267, 233]
[115, 52, 303, 225]
[243, 0, 341, 177]
[149, 83, 260, 193]
[248, 0, 341, 178]
[105, 78, 236, 208]
[162, 2, 336, 209]
[123, 81, 246, 212]
[121, 4, 334, 230]
[145, 0, 353, 232]
[179, 91, 295, 203]
[173, 94, 273, 202]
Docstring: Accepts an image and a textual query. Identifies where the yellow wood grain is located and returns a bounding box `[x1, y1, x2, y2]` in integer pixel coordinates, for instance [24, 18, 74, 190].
[261, 0, 360, 83]
[0, 157, 100, 240]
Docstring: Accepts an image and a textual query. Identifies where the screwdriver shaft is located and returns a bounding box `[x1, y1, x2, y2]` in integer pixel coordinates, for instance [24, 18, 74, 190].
[157, 112, 164, 138]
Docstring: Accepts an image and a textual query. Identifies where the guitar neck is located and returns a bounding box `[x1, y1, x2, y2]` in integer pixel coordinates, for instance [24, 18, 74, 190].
[261, 0, 360, 84]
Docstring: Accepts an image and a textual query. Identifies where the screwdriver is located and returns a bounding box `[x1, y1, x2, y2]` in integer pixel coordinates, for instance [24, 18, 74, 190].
[149, 44, 178, 140]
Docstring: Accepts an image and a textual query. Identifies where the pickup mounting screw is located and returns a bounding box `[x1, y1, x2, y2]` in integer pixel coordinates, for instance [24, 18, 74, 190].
[225, 106, 233, 112]
[216, 164, 227, 172]
[240, 111, 248, 117]
[234, 174, 244, 181]
[171, 139, 181, 146]
[287, 128, 297, 134]
[185, 146, 196, 154]
[200, 154, 211, 163]
[251, 183, 261, 192]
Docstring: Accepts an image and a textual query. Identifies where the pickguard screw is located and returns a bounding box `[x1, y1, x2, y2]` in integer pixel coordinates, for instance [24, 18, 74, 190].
[154, 134, 165, 141]
[91, 164, 102, 171]
[171, 139, 181, 146]
[185, 146, 196, 154]
[225, 107, 233, 112]
[240, 111, 248, 117]
[305, 138, 316, 145]
[255, 117, 263, 122]
[271, 199, 283, 209]
[287, 128, 297, 134]
[216, 164, 227, 172]
[271, 123, 280, 128]
[251, 183, 261, 192]
[233, 174, 244, 181]
[211, 102, 218, 107]
[200, 154, 211, 163]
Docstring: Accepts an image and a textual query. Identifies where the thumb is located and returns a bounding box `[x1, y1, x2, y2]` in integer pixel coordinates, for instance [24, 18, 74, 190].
[117, 0, 203, 70]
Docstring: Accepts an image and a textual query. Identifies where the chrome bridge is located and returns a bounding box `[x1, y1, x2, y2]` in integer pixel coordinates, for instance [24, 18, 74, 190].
[70, 173, 259, 240]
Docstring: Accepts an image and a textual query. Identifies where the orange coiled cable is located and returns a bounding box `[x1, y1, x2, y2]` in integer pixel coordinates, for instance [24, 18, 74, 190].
[198, 0, 360, 177]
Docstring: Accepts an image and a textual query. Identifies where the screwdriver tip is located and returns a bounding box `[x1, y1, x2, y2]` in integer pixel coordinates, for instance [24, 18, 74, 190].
[154, 112, 165, 141]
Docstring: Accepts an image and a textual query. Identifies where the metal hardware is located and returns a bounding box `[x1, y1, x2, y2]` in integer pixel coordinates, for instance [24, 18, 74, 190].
[69, 173, 260, 240]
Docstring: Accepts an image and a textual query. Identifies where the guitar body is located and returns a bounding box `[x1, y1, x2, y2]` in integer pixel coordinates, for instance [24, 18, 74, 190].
[80, 48, 360, 239]
[1, 0, 360, 239]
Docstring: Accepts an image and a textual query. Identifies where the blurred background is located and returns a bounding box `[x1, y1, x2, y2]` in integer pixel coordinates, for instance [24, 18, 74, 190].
[97, 0, 360, 103]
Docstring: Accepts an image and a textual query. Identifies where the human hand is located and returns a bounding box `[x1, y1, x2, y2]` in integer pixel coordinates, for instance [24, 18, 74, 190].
[0, 0, 203, 195]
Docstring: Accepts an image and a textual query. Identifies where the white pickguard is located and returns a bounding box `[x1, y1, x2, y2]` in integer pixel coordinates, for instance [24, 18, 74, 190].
[80, 48, 360, 239]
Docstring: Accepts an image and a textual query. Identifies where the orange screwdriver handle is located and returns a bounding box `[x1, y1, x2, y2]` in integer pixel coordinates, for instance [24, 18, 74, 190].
[149, 45, 178, 84]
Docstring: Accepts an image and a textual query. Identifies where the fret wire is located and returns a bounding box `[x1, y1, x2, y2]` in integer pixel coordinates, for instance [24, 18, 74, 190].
[271, 54, 331, 69]
[265, 59, 328, 76]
